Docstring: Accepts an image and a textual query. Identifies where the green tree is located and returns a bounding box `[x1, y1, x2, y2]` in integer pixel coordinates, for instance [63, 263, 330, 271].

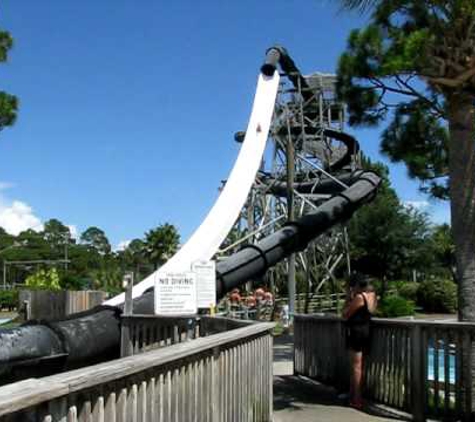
[80, 227, 111, 255]
[348, 159, 432, 290]
[337, 1, 475, 320]
[119, 238, 151, 280]
[42, 218, 72, 261]
[143, 224, 180, 270]
[0, 27, 17, 132]
[430, 223, 456, 281]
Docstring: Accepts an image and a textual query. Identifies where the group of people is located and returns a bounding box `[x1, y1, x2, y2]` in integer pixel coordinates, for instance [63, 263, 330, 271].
[228, 287, 274, 308]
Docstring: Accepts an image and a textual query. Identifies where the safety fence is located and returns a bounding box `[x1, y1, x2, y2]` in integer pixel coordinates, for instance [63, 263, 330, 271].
[294, 314, 475, 422]
[18, 290, 106, 320]
[0, 316, 274, 422]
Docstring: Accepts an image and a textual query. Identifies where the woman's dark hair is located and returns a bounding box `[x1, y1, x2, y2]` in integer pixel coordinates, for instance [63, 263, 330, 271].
[349, 271, 370, 290]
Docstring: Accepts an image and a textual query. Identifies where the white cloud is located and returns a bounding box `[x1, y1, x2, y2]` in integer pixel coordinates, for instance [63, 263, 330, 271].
[115, 240, 131, 252]
[0, 182, 14, 191]
[0, 200, 43, 235]
[0, 182, 77, 238]
[68, 225, 78, 239]
[403, 200, 430, 210]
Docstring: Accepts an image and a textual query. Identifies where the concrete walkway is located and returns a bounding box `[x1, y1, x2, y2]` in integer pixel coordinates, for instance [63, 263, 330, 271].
[272, 334, 407, 422]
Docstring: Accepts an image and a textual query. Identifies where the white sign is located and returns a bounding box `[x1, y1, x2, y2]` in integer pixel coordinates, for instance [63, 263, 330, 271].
[192, 260, 216, 308]
[154, 271, 197, 315]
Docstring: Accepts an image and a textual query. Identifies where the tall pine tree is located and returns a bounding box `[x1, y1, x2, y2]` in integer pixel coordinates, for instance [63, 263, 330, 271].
[337, 1, 475, 321]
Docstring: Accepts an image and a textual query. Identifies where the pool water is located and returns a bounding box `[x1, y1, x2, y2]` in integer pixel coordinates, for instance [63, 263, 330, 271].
[427, 345, 456, 384]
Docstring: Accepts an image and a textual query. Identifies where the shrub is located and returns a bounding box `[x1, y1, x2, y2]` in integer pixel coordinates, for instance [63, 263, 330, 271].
[378, 294, 415, 318]
[397, 282, 419, 302]
[0, 290, 18, 311]
[25, 268, 61, 291]
[417, 279, 457, 313]
[60, 275, 88, 290]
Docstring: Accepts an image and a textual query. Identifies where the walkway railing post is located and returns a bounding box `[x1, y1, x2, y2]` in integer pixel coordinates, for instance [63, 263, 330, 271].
[411, 324, 425, 422]
[211, 346, 220, 422]
[120, 272, 134, 357]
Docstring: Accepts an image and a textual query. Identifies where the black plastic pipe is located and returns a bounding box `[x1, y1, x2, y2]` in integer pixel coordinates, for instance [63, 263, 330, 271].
[260, 45, 314, 102]
[215, 171, 380, 297]
[267, 170, 365, 197]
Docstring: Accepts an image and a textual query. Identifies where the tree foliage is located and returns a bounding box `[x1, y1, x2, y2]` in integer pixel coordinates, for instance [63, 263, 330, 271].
[143, 224, 180, 270]
[25, 268, 61, 291]
[348, 159, 433, 282]
[0, 220, 180, 292]
[0, 28, 17, 132]
[337, 0, 475, 320]
[80, 227, 111, 255]
[336, 0, 475, 198]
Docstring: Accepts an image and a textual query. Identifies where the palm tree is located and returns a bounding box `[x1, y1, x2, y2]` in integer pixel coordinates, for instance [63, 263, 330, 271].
[143, 224, 180, 270]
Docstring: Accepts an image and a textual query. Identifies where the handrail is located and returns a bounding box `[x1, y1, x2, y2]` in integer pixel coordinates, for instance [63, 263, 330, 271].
[296, 314, 475, 329]
[0, 321, 274, 417]
[295, 313, 475, 421]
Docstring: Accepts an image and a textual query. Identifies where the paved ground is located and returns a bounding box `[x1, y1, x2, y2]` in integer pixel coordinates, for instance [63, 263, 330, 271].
[272, 334, 407, 422]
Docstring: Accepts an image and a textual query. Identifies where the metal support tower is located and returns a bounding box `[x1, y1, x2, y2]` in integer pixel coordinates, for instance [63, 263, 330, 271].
[217, 70, 354, 314]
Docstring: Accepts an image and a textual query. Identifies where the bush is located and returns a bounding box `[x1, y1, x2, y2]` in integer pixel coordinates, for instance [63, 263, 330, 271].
[397, 282, 419, 302]
[378, 294, 415, 318]
[25, 268, 61, 291]
[0, 290, 18, 311]
[60, 274, 88, 290]
[417, 278, 457, 313]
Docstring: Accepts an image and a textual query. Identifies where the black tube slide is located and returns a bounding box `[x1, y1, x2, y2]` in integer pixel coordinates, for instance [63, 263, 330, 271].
[324, 129, 360, 172]
[260, 45, 313, 102]
[267, 170, 365, 197]
[216, 171, 380, 296]
[0, 170, 379, 382]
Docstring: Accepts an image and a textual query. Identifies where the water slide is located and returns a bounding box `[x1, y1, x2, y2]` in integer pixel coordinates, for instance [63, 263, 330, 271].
[106, 69, 280, 306]
[0, 47, 381, 381]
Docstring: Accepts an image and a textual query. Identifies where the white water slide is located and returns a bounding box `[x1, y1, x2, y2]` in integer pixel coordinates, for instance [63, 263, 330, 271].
[106, 70, 280, 306]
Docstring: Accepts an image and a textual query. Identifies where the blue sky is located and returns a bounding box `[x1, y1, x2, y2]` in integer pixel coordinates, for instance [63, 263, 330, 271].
[0, 0, 449, 247]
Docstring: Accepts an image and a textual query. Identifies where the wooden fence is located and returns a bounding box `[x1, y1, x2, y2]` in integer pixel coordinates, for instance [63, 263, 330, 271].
[0, 317, 274, 421]
[19, 290, 106, 320]
[294, 314, 475, 422]
[119, 315, 253, 357]
[276, 292, 346, 314]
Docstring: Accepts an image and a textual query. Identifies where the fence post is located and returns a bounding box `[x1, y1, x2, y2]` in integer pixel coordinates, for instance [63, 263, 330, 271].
[23, 300, 31, 321]
[411, 324, 425, 422]
[120, 273, 134, 357]
[211, 346, 221, 422]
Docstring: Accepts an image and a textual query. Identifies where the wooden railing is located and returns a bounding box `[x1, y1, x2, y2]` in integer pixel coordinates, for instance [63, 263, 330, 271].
[0, 318, 274, 421]
[120, 315, 200, 357]
[294, 314, 475, 422]
[120, 315, 255, 357]
[276, 292, 346, 314]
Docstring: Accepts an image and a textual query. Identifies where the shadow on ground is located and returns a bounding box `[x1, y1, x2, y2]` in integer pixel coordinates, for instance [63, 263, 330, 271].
[273, 334, 409, 421]
[274, 375, 409, 421]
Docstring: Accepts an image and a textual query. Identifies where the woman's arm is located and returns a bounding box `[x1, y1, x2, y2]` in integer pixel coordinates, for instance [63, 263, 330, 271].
[342, 294, 364, 319]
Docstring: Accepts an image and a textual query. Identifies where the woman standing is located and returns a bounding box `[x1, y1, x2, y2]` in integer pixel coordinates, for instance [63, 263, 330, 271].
[343, 275, 377, 409]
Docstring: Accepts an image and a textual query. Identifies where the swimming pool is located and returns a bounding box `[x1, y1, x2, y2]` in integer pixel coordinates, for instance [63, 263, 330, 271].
[427, 343, 456, 384]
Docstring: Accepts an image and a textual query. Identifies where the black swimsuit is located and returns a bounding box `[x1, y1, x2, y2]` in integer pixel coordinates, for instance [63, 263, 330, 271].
[346, 293, 373, 352]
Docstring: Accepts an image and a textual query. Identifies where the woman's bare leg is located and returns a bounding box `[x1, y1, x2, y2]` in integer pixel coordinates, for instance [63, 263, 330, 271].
[350, 350, 363, 405]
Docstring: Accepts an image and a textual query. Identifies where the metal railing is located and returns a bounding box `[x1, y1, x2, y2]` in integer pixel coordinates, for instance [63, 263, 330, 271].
[294, 314, 475, 422]
[0, 316, 274, 422]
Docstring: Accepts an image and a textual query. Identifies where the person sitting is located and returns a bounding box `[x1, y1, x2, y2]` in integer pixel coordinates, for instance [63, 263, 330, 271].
[342, 274, 377, 409]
